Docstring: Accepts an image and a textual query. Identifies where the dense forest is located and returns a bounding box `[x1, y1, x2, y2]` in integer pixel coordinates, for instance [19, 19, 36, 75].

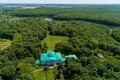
[0, 5, 120, 80]
[12, 6, 120, 26]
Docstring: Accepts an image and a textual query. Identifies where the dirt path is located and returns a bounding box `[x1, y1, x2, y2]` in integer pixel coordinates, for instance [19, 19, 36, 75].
[33, 68, 44, 73]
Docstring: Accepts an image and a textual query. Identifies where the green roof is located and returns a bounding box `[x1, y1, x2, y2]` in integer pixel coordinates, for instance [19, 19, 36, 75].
[35, 51, 77, 65]
[40, 51, 65, 62]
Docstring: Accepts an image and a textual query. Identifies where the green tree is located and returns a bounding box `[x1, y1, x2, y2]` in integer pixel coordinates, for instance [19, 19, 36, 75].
[1, 65, 16, 80]
[20, 73, 33, 80]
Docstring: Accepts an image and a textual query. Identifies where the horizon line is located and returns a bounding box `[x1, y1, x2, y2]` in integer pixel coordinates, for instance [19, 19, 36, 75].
[0, 3, 120, 5]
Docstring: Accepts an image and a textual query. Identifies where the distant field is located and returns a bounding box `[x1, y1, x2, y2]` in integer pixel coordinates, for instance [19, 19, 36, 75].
[42, 34, 69, 50]
[0, 39, 11, 50]
[20, 6, 37, 9]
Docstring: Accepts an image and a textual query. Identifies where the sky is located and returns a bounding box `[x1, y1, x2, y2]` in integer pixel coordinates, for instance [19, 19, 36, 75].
[0, 0, 120, 4]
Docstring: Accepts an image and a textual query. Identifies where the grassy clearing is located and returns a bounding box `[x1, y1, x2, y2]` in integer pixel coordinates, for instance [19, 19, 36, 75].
[33, 68, 55, 80]
[0, 39, 11, 50]
[42, 34, 69, 50]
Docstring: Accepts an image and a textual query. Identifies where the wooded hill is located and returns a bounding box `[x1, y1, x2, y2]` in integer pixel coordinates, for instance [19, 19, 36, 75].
[0, 5, 120, 80]
[11, 6, 120, 26]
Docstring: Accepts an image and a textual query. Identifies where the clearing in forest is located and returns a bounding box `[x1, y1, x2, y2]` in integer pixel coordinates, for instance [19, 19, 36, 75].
[0, 39, 11, 50]
[42, 34, 69, 50]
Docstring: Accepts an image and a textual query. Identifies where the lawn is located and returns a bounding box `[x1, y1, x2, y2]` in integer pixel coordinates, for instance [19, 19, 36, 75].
[0, 39, 11, 50]
[42, 34, 69, 50]
[33, 67, 55, 80]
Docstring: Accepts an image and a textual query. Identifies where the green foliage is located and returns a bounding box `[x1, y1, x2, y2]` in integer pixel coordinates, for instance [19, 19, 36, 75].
[12, 33, 22, 44]
[12, 6, 120, 26]
[112, 27, 120, 42]
[0, 65, 16, 80]
[20, 73, 33, 80]
[42, 33, 69, 50]
[0, 5, 120, 80]
[0, 39, 11, 50]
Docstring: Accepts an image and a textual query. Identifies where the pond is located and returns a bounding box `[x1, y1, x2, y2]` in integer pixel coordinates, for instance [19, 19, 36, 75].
[45, 17, 53, 21]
